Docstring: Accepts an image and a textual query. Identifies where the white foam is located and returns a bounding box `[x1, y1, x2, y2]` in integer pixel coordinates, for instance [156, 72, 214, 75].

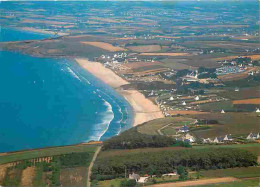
[86, 99, 114, 141]
[97, 90, 125, 136]
[67, 67, 81, 82]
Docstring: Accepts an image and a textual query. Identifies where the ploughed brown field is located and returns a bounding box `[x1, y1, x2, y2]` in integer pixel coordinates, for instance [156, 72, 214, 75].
[214, 55, 260, 61]
[139, 52, 191, 56]
[233, 98, 260, 105]
[80, 41, 127, 52]
[20, 167, 35, 187]
[127, 45, 161, 52]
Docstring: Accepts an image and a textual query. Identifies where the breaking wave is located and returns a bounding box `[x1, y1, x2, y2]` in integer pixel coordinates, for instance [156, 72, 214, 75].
[87, 99, 114, 141]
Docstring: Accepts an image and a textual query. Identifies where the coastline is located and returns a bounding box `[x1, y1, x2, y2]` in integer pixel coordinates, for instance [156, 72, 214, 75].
[19, 27, 68, 36]
[75, 58, 164, 127]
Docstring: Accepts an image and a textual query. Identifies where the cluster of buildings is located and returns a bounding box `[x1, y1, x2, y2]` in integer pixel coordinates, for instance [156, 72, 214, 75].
[202, 134, 233, 144]
[216, 66, 245, 76]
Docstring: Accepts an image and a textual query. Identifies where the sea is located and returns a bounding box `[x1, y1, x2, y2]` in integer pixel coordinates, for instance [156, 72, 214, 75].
[0, 27, 133, 152]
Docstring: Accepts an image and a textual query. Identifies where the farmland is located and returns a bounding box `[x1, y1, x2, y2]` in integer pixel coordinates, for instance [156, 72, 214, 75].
[190, 112, 260, 138]
[0, 143, 100, 186]
[233, 98, 260, 105]
[139, 53, 190, 57]
[80, 41, 127, 52]
[127, 45, 161, 52]
[0, 143, 99, 165]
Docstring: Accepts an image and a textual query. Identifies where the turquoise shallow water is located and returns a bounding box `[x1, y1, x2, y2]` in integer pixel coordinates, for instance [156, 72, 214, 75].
[0, 28, 133, 152]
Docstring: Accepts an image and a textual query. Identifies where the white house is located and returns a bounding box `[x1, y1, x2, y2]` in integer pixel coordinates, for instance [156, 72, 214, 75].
[256, 108, 260, 113]
[182, 101, 186, 106]
[129, 173, 140, 182]
[162, 172, 177, 177]
[138, 177, 150, 183]
[195, 96, 200, 101]
[185, 133, 196, 143]
[221, 109, 225, 114]
[223, 134, 233, 141]
[247, 133, 260, 140]
[213, 137, 224, 143]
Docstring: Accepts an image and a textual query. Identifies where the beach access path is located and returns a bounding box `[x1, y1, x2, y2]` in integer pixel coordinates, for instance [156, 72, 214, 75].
[75, 58, 164, 126]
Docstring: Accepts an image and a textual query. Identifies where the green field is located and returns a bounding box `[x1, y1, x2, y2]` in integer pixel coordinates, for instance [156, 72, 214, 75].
[190, 112, 260, 138]
[97, 178, 124, 187]
[193, 143, 260, 156]
[199, 100, 235, 112]
[199, 167, 260, 179]
[196, 178, 260, 187]
[0, 144, 98, 165]
[216, 87, 260, 100]
[137, 117, 195, 135]
[160, 58, 195, 70]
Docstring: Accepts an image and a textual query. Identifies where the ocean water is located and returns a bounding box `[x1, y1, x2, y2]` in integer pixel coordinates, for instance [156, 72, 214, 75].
[0, 28, 133, 152]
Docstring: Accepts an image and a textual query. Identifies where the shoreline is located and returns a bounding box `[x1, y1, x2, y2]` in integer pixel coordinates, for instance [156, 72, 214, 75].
[17, 27, 68, 36]
[75, 58, 164, 127]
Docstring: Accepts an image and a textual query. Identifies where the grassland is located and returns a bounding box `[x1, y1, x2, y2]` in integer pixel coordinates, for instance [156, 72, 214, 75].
[199, 167, 260, 179]
[195, 178, 260, 187]
[199, 100, 235, 112]
[216, 87, 260, 100]
[160, 58, 195, 70]
[194, 143, 260, 156]
[137, 117, 195, 135]
[190, 112, 259, 138]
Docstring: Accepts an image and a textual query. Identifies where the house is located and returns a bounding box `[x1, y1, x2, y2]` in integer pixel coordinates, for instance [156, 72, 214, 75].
[182, 101, 186, 106]
[129, 173, 140, 182]
[247, 133, 260, 140]
[213, 137, 224, 143]
[223, 134, 233, 141]
[169, 96, 174, 101]
[195, 96, 200, 101]
[178, 126, 189, 133]
[202, 138, 212, 143]
[256, 108, 260, 113]
[185, 133, 196, 143]
[235, 87, 239, 92]
[221, 109, 225, 114]
[162, 172, 177, 177]
[138, 177, 150, 183]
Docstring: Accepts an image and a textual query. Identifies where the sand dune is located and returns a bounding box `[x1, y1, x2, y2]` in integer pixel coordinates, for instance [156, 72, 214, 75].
[75, 58, 164, 126]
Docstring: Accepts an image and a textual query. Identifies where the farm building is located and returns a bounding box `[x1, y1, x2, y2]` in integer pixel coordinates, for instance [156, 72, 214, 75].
[246, 133, 260, 140]
[223, 134, 233, 141]
[178, 126, 189, 133]
[129, 173, 140, 182]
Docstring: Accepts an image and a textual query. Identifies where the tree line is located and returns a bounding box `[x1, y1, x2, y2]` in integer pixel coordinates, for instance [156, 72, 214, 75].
[102, 127, 191, 150]
[92, 148, 257, 181]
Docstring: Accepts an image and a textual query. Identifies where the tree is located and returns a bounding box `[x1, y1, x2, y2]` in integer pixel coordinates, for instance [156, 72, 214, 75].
[177, 166, 188, 181]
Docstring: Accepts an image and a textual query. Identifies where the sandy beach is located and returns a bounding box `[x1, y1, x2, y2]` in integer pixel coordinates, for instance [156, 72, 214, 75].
[75, 58, 164, 126]
[20, 27, 68, 36]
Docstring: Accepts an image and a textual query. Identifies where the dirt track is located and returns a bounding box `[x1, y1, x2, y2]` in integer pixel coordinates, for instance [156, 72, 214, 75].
[147, 177, 239, 187]
[87, 146, 102, 187]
